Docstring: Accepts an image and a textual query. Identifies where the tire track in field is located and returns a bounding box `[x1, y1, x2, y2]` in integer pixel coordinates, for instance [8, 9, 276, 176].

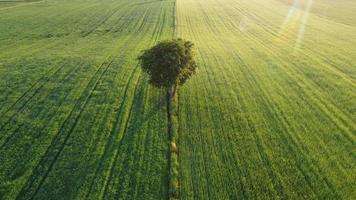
[194, 52, 249, 199]
[108, 2, 145, 34]
[187, 6, 265, 197]
[17, 44, 131, 200]
[214, 30, 342, 198]
[214, 0, 355, 117]
[0, 65, 88, 193]
[176, 0, 350, 198]
[205, 38, 334, 198]
[229, 3, 356, 121]
[0, 1, 128, 64]
[100, 69, 142, 197]
[177, 5, 245, 197]
[0, 41, 81, 108]
[100, 72, 142, 200]
[0, 4, 97, 61]
[0, 2, 95, 55]
[80, 1, 128, 37]
[226, 26, 341, 199]
[21, 2, 165, 198]
[16, 58, 114, 200]
[259, 75, 351, 178]
[0, 2, 133, 135]
[101, 4, 135, 34]
[179, 2, 285, 197]
[240, 30, 355, 142]
[203, 53, 280, 199]
[83, 65, 140, 199]
[128, 5, 170, 195]
[18, 2, 163, 196]
[175, 3, 208, 198]
[0, 60, 85, 151]
[98, 3, 171, 198]
[0, 59, 81, 147]
[0, 59, 67, 118]
[234, 18, 350, 197]
[209, 0, 355, 144]
[86, 31, 148, 200]
[208, 55, 284, 199]
[225, 35, 344, 198]
[0, 60, 74, 120]
[0, 61, 93, 200]
[110, 79, 148, 200]
[100, 38, 150, 200]
[79, 5, 163, 197]
[242, 64, 342, 199]
[236, 57, 322, 198]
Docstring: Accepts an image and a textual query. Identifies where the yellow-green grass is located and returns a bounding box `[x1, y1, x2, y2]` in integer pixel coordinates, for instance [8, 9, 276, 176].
[0, 0, 355, 199]
[176, 0, 355, 199]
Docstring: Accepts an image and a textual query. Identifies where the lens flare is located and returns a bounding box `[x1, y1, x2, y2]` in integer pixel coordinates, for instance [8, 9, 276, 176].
[279, 0, 300, 31]
[275, 0, 314, 51]
[295, 0, 313, 49]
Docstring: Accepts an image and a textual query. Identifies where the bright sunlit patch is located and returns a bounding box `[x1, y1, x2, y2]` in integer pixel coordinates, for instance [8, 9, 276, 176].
[275, 0, 314, 51]
[279, 0, 300, 30]
[295, 0, 313, 49]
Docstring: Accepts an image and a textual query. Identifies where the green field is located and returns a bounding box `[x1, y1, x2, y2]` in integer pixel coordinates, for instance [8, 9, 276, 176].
[0, 0, 355, 199]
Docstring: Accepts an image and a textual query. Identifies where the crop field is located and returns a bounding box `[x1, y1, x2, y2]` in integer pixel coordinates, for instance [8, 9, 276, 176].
[176, 0, 355, 199]
[0, 0, 41, 9]
[0, 0, 355, 199]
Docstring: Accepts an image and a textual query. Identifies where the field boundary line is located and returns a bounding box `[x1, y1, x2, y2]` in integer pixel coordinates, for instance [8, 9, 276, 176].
[0, 0, 46, 11]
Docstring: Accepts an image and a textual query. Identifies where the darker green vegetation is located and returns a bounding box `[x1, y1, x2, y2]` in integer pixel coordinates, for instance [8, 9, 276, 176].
[0, 0, 175, 199]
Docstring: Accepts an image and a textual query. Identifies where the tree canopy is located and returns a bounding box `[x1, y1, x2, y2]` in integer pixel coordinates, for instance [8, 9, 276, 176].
[138, 38, 197, 91]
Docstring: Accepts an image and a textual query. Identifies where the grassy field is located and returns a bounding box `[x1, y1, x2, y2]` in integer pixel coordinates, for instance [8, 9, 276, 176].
[0, 0, 174, 199]
[0, 0, 41, 9]
[176, 0, 355, 199]
[0, 0, 355, 199]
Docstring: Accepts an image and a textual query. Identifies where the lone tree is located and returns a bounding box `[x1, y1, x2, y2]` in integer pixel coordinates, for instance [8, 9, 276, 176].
[139, 38, 196, 199]
[138, 38, 197, 98]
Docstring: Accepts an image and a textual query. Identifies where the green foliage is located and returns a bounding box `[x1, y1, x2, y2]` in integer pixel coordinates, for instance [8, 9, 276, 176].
[138, 38, 197, 89]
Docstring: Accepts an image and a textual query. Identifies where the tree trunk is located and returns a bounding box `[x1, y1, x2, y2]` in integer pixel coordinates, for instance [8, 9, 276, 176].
[167, 84, 177, 99]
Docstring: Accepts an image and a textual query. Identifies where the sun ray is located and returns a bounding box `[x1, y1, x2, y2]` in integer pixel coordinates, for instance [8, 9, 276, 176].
[295, 0, 314, 50]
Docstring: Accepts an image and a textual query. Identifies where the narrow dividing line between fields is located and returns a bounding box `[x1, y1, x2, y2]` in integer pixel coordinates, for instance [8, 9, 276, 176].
[167, 0, 180, 199]
[0, 0, 45, 11]
[167, 91, 180, 200]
